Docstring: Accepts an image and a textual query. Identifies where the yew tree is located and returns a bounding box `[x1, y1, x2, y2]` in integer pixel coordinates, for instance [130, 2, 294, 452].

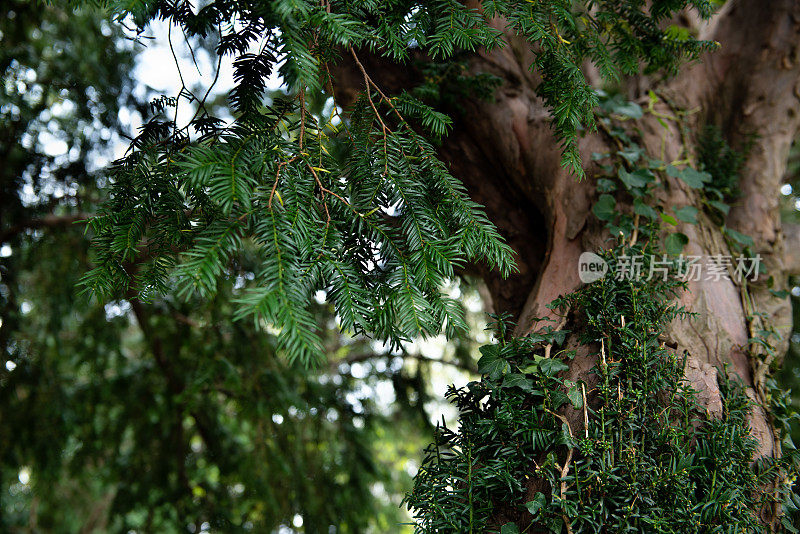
[81, 0, 800, 531]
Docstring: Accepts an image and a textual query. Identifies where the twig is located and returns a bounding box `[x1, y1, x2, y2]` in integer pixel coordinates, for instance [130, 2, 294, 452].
[600, 338, 607, 368]
[545, 409, 575, 534]
[306, 163, 351, 207]
[323, 61, 352, 140]
[348, 47, 392, 176]
[268, 157, 298, 209]
[582, 382, 589, 439]
[629, 214, 639, 246]
[299, 89, 306, 150]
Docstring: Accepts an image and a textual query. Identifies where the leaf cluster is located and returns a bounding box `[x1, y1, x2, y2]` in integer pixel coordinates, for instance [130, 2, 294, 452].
[81, 0, 721, 362]
[407, 99, 799, 531]
[82, 90, 514, 364]
[406, 241, 788, 533]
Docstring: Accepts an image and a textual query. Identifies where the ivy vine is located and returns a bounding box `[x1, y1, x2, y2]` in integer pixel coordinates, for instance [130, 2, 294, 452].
[405, 93, 800, 533]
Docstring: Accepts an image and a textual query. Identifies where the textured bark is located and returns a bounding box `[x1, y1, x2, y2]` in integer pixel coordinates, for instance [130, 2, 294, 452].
[332, 0, 800, 527]
[786, 222, 800, 274]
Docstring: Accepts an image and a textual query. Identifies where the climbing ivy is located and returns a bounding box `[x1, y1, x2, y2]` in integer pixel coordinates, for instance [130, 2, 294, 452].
[406, 239, 794, 532]
[696, 125, 748, 208]
[405, 93, 800, 533]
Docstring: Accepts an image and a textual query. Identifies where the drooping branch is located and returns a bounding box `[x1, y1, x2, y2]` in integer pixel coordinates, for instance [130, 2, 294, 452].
[327, 5, 798, 455]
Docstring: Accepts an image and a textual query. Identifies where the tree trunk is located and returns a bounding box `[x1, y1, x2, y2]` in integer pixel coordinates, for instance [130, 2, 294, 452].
[334, 0, 800, 528]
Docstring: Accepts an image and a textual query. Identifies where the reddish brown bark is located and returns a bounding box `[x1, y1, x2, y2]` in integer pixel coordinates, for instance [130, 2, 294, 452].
[332, 0, 800, 526]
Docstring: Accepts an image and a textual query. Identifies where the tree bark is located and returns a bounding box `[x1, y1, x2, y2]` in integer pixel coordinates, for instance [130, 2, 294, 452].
[332, 0, 800, 527]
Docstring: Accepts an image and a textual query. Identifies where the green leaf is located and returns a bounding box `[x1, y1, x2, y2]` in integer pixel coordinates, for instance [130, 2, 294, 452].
[617, 146, 643, 164]
[666, 165, 711, 188]
[607, 225, 628, 239]
[664, 232, 689, 255]
[665, 24, 691, 41]
[592, 194, 616, 222]
[659, 212, 678, 226]
[782, 518, 799, 534]
[596, 178, 617, 193]
[502, 373, 534, 392]
[525, 492, 547, 516]
[552, 330, 567, 346]
[619, 168, 653, 189]
[539, 358, 569, 376]
[610, 102, 643, 119]
[565, 379, 583, 408]
[478, 344, 509, 379]
[724, 227, 754, 248]
[708, 200, 730, 215]
[501, 523, 520, 534]
[633, 198, 658, 219]
[673, 206, 698, 224]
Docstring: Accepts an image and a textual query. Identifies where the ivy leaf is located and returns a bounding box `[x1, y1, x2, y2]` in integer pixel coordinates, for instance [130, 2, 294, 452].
[525, 492, 547, 516]
[477, 345, 509, 379]
[565, 379, 583, 408]
[634, 198, 658, 219]
[610, 101, 643, 119]
[501, 523, 520, 534]
[552, 330, 567, 346]
[502, 373, 534, 392]
[539, 358, 569, 376]
[724, 227, 754, 248]
[592, 194, 616, 221]
[617, 146, 644, 164]
[619, 168, 653, 189]
[708, 200, 730, 215]
[597, 178, 617, 193]
[518, 360, 541, 375]
[659, 212, 678, 226]
[680, 167, 711, 189]
[664, 232, 689, 255]
[666, 165, 711, 188]
[673, 206, 699, 224]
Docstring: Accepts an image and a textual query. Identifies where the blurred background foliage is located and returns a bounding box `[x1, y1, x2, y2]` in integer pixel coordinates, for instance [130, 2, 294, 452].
[2, 1, 800, 533]
[0, 2, 489, 532]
